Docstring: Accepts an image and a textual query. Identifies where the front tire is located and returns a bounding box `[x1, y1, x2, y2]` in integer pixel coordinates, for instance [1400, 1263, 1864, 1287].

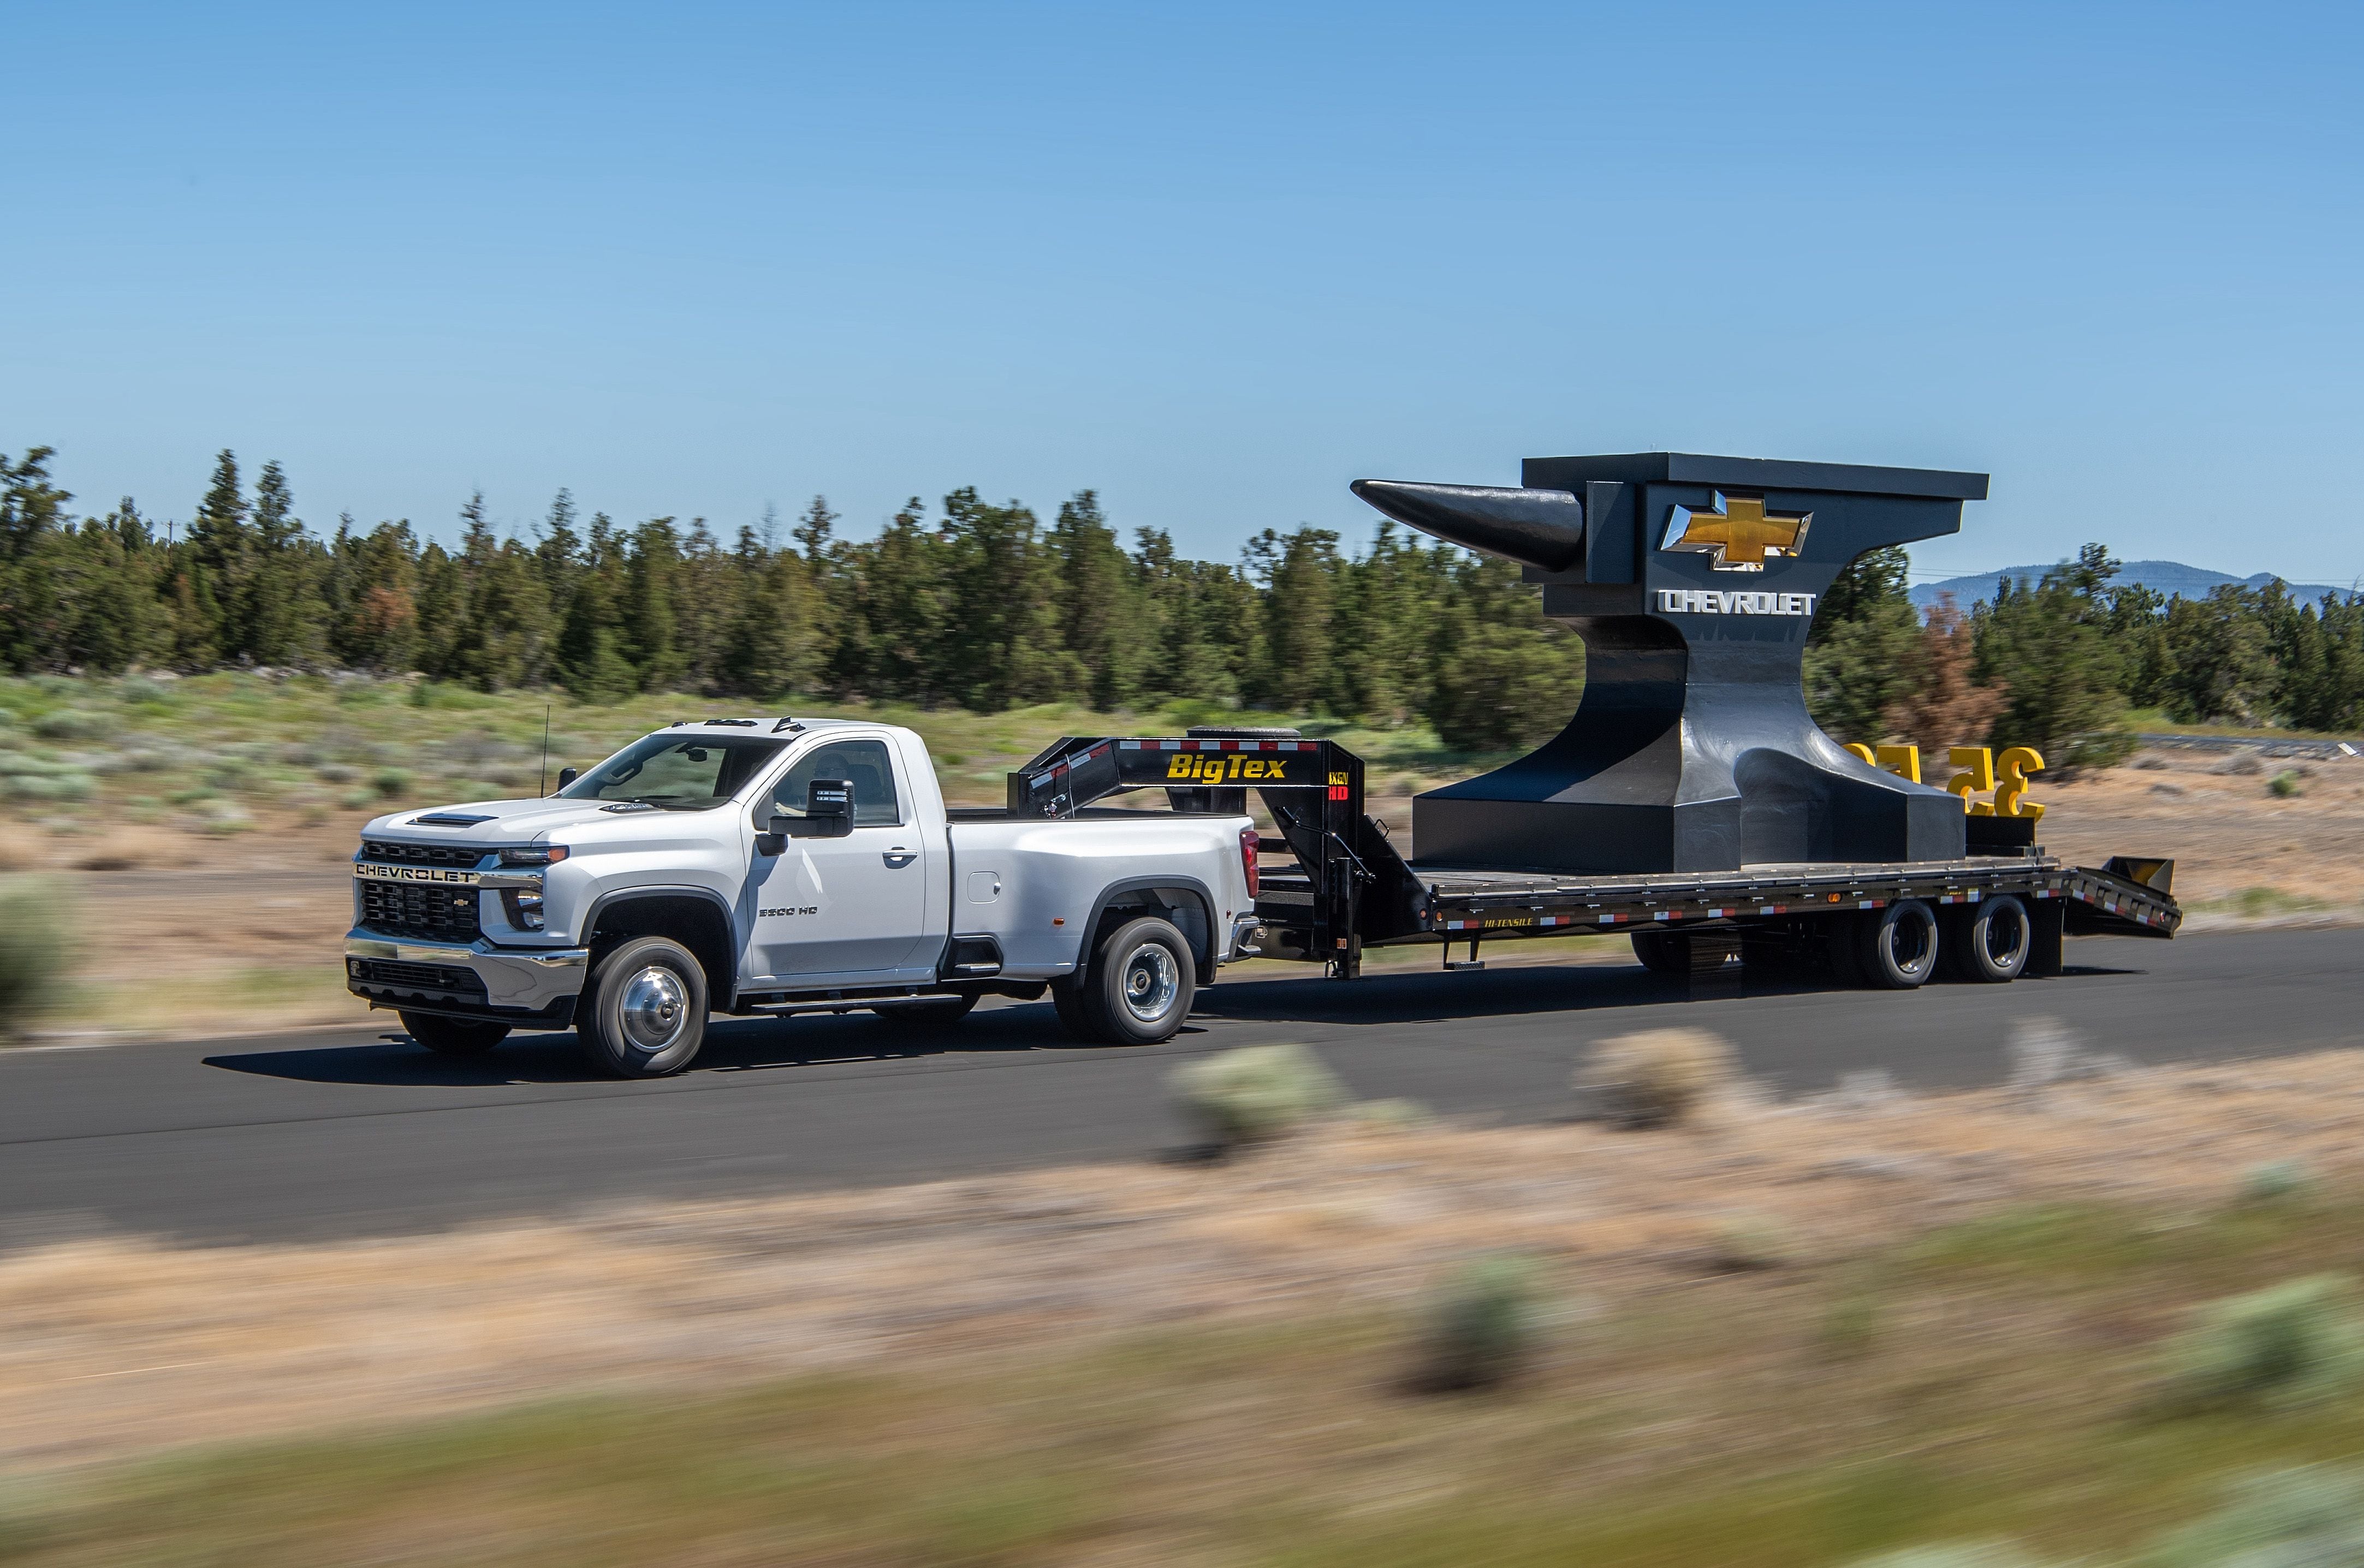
[399, 1011, 509, 1056]
[1946, 894, 2030, 983]
[578, 935, 709, 1078]
[1852, 900, 1940, 989]
[1063, 916, 1197, 1045]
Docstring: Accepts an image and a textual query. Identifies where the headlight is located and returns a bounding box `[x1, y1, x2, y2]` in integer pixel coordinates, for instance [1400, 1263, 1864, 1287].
[504, 889, 547, 931]
[500, 845, 569, 865]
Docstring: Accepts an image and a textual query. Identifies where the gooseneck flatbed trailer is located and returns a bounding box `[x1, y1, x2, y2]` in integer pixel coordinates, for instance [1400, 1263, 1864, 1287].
[1006, 727, 2178, 989]
[1006, 448, 2181, 993]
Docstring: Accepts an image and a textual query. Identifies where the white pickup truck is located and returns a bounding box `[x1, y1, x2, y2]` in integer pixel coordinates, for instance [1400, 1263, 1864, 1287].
[343, 717, 1263, 1076]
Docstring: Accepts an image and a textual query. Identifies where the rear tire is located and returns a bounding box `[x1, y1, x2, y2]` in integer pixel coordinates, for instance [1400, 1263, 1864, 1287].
[871, 994, 979, 1023]
[1631, 929, 1689, 977]
[1070, 916, 1197, 1046]
[1946, 894, 2030, 983]
[1852, 900, 1940, 989]
[578, 935, 709, 1078]
[1049, 978, 1095, 1040]
[399, 1011, 508, 1056]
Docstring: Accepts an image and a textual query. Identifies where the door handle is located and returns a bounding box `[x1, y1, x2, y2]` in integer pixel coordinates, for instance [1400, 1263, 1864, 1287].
[883, 847, 917, 868]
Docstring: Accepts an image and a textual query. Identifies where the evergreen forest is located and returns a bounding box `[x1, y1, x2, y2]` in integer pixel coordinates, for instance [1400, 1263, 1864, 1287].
[7, 445, 2361, 762]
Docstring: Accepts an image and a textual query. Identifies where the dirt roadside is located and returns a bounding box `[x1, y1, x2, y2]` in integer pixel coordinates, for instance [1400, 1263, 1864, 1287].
[5, 1043, 2362, 1476]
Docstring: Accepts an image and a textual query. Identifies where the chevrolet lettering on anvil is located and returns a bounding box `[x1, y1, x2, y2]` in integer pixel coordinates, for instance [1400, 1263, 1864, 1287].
[1655, 588, 1819, 617]
[355, 863, 482, 883]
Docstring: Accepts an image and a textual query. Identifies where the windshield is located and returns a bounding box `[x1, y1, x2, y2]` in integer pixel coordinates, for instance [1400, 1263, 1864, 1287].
[560, 733, 787, 810]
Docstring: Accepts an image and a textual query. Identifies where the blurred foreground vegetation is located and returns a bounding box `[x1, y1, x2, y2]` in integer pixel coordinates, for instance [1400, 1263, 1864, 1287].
[15, 1194, 2364, 1564]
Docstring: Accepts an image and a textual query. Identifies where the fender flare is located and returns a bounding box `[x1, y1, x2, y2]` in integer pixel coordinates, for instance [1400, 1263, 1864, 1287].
[579, 883, 743, 1006]
[1074, 875, 1220, 987]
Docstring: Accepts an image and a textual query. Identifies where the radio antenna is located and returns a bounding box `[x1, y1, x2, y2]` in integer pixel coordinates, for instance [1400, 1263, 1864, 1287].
[539, 703, 552, 795]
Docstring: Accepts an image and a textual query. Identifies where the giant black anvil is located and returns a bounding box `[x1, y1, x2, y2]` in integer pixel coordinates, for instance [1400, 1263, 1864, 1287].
[1353, 453, 1988, 875]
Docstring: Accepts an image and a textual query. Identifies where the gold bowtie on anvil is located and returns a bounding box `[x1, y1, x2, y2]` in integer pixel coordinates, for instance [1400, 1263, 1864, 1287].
[1661, 491, 1811, 571]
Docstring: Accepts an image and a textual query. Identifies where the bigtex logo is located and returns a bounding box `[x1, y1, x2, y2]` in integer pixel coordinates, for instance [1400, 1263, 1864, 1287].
[1661, 492, 1811, 572]
[1168, 752, 1293, 782]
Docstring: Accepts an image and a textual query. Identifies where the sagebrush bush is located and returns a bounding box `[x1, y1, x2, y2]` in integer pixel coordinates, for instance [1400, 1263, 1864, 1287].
[2240, 1157, 2317, 1204]
[30, 708, 104, 740]
[1709, 1211, 1799, 1271]
[1416, 1254, 1545, 1391]
[2159, 1273, 2364, 1410]
[2270, 769, 2305, 798]
[1579, 1027, 1735, 1128]
[1167, 1043, 1345, 1150]
[0, 878, 72, 1041]
[1847, 1546, 2058, 1568]
[2143, 1465, 2364, 1566]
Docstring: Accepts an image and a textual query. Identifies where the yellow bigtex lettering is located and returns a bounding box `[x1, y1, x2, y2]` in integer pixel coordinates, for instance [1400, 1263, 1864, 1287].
[1164, 753, 1285, 782]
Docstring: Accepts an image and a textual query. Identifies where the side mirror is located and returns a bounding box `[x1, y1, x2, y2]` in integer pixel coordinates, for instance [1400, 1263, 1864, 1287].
[758, 780, 856, 852]
[555, 765, 578, 792]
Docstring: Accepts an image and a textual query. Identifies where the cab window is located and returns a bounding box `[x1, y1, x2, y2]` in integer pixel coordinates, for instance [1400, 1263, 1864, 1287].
[767, 739, 902, 827]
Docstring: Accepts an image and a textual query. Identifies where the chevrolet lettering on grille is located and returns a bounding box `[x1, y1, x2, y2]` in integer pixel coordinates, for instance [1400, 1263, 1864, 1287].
[356, 863, 482, 884]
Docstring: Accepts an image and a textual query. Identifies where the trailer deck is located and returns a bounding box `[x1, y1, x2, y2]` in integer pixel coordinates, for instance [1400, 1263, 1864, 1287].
[1010, 729, 2181, 983]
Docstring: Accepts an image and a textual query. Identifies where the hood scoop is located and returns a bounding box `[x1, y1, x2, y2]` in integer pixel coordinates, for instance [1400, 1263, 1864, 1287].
[599, 801, 658, 813]
[410, 812, 496, 827]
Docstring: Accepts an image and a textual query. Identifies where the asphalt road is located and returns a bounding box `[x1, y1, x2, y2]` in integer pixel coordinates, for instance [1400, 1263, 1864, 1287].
[3, 926, 2357, 1247]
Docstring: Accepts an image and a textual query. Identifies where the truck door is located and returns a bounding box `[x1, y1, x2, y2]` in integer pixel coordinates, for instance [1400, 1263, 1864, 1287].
[746, 737, 931, 983]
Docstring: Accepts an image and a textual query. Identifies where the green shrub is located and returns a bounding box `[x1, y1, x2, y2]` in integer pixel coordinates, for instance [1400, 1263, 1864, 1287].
[1167, 1043, 1345, 1150]
[1579, 1027, 1735, 1129]
[1847, 1546, 2058, 1568]
[1709, 1211, 1799, 1271]
[2142, 1465, 2364, 1566]
[2270, 769, 2304, 797]
[31, 708, 105, 740]
[0, 878, 72, 1041]
[1416, 1254, 1546, 1391]
[2159, 1274, 2364, 1410]
[117, 676, 173, 705]
[2240, 1157, 2317, 1204]
[372, 767, 414, 799]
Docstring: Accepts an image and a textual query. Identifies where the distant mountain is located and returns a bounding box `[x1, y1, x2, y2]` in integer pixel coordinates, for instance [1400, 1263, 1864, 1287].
[1908, 559, 2360, 613]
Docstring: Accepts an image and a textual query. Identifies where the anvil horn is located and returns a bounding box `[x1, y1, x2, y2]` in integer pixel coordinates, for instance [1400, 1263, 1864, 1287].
[1350, 479, 1585, 573]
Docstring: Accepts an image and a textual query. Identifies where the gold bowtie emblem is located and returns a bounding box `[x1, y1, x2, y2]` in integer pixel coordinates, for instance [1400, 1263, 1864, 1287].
[1661, 492, 1811, 572]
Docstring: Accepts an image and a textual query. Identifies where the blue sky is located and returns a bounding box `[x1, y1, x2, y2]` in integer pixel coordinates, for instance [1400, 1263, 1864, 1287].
[5, 2, 2359, 584]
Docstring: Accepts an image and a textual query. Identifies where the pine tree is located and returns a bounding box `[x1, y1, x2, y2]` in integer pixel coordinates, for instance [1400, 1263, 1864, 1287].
[1050, 490, 1139, 710]
[1802, 546, 1922, 746]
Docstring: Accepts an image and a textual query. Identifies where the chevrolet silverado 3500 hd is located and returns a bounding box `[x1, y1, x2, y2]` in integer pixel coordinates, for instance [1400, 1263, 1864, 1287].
[345, 717, 1262, 1076]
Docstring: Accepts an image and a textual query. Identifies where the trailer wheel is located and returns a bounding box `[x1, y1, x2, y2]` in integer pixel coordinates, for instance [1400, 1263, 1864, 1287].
[399, 1011, 509, 1056]
[578, 935, 709, 1078]
[1630, 929, 1689, 977]
[1853, 900, 1940, 989]
[1632, 928, 1737, 979]
[1067, 916, 1196, 1046]
[1946, 895, 2030, 983]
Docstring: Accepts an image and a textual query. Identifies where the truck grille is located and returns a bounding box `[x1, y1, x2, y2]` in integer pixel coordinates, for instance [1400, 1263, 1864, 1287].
[359, 880, 483, 942]
[348, 958, 488, 1000]
[361, 840, 488, 869]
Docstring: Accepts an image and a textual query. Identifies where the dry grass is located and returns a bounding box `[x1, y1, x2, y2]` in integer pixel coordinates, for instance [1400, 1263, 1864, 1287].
[10, 1047, 2364, 1481]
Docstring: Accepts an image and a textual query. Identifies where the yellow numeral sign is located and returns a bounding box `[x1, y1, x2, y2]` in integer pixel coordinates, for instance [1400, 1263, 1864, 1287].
[1846, 742, 2045, 820]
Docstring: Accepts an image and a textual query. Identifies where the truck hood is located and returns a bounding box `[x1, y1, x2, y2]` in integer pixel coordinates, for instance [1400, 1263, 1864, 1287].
[361, 797, 698, 844]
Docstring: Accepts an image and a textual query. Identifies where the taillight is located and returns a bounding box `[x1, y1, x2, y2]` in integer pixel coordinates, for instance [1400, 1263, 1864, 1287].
[1239, 824, 1260, 901]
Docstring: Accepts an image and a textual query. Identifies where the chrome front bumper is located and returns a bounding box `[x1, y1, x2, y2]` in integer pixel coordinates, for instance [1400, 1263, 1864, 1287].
[343, 930, 590, 1017]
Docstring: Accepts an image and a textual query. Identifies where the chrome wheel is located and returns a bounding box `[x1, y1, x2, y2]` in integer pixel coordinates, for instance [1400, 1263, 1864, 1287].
[1120, 941, 1180, 1024]
[619, 964, 688, 1053]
